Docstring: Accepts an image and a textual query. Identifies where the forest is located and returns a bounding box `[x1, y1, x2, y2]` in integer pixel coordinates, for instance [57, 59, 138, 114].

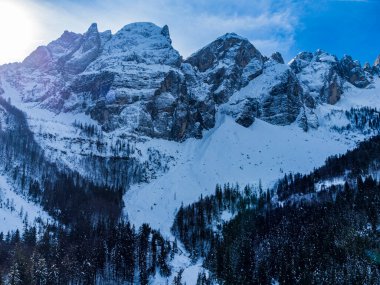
[2, 96, 380, 284]
[0, 219, 172, 285]
[172, 135, 380, 284]
[0, 91, 175, 284]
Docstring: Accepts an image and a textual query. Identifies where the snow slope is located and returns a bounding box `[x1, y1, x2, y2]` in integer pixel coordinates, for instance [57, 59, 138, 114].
[124, 78, 380, 238]
[124, 79, 380, 284]
[0, 174, 51, 234]
[123, 114, 356, 236]
[2, 64, 379, 240]
[337, 78, 380, 109]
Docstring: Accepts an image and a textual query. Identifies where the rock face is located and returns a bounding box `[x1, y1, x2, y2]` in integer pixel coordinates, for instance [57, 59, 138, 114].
[22, 23, 106, 75]
[185, 33, 265, 104]
[297, 106, 319, 132]
[375, 55, 380, 67]
[145, 70, 205, 140]
[0, 22, 376, 140]
[223, 59, 302, 127]
[289, 50, 372, 106]
[374, 55, 380, 75]
[289, 50, 344, 105]
[67, 22, 184, 137]
[271, 52, 285, 64]
[339, 55, 370, 88]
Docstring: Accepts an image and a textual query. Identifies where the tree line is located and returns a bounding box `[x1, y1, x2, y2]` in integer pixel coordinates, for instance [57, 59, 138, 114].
[0, 219, 172, 285]
[172, 135, 380, 284]
[0, 88, 175, 284]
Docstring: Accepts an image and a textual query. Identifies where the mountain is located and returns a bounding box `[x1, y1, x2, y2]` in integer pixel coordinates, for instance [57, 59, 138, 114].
[1, 23, 378, 142]
[0, 22, 380, 284]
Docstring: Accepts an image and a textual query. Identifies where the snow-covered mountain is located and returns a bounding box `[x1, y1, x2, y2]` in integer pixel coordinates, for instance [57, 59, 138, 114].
[3, 22, 377, 142]
[0, 21, 380, 284]
[0, 20, 379, 226]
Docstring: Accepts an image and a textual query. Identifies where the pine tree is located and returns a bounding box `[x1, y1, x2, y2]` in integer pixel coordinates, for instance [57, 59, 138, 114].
[139, 224, 151, 285]
[8, 262, 21, 285]
[31, 252, 48, 285]
[173, 269, 184, 285]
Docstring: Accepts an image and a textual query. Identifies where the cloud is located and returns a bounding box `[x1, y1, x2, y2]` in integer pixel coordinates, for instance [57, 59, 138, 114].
[252, 37, 295, 59]
[7, 0, 305, 63]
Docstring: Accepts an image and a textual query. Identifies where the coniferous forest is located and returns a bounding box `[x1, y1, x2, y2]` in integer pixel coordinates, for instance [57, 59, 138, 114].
[0, 88, 174, 284]
[172, 135, 380, 285]
[2, 87, 380, 284]
[0, 3, 380, 282]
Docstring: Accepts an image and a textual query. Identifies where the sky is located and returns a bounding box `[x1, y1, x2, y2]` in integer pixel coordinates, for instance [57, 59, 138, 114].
[0, 0, 379, 65]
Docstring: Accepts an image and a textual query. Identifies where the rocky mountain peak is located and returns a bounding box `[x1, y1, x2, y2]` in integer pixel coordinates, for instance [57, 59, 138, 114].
[22, 29, 83, 71]
[62, 23, 102, 75]
[271, 52, 284, 64]
[289, 50, 373, 105]
[363, 62, 371, 70]
[339, 55, 369, 88]
[22, 46, 52, 70]
[160, 25, 171, 44]
[185, 33, 263, 72]
[47, 30, 83, 60]
[183, 33, 264, 105]
[87, 23, 98, 33]
[81, 23, 101, 51]
[21, 23, 103, 75]
[289, 50, 341, 105]
[1, 22, 377, 142]
[374, 54, 380, 67]
[97, 22, 181, 68]
[289, 51, 337, 74]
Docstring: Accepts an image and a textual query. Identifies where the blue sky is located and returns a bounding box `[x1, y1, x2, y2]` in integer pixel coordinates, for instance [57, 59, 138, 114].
[293, 0, 380, 65]
[1, 0, 379, 64]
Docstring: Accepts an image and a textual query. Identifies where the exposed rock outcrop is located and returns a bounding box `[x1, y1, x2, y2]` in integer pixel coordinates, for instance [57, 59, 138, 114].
[0, 22, 376, 139]
[185, 33, 264, 104]
[223, 60, 302, 127]
[339, 55, 369, 88]
[290, 50, 344, 105]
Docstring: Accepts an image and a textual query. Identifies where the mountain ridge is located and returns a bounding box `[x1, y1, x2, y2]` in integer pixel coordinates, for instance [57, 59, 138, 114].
[0, 21, 380, 285]
[0, 22, 378, 143]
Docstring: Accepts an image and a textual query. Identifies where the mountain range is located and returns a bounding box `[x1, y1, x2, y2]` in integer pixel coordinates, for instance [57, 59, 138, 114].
[0, 22, 380, 284]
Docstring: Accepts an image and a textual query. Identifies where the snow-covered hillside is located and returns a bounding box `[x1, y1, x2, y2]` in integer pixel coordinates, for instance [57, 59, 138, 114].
[0, 20, 379, 285]
[0, 174, 51, 234]
[2, 77, 379, 238]
[123, 77, 380, 238]
[123, 114, 355, 235]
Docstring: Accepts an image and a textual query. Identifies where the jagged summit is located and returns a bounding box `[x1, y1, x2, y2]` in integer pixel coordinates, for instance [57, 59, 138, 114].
[87, 23, 98, 32]
[22, 22, 179, 73]
[0, 21, 378, 141]
[22, 23, 101, 74]
[186, 32, 263, 72]
[289, 49, 372, 105]
[96, 22, 181, 67]
[217, 32, 248, 41]
[271, 52, 284, 64]
[375, 55, 380, 66]
[160, 24, 171, 43]
[111, 21, 174, 46]
[339, 54, 370, 88]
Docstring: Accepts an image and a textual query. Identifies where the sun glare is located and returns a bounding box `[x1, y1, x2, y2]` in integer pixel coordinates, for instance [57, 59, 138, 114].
[0, 0, 38, 64]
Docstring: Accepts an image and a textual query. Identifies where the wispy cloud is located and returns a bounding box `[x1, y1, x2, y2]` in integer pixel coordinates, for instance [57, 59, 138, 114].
[6, 0, 306, 63]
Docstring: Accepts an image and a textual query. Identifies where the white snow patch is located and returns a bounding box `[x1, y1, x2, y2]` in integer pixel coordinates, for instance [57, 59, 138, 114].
[315, 177, 346, 192]
[124, 114, 356, 236]
[0, 174, 52, 234]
